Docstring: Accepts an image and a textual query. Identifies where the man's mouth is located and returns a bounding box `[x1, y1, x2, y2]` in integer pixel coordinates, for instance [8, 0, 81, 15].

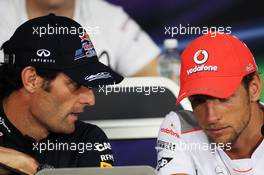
[205, 126, 229, 136]
[67, 113, 81, 121]
[71, 112, 81, 116]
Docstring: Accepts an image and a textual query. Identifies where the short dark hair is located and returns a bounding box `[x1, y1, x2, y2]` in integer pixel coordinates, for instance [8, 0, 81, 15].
[242, 72, 258, 90]
[0, 63, 59, 99]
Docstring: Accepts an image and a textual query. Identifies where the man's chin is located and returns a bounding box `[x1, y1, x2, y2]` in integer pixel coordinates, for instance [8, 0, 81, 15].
[63, 124, 76, 134]
[62, 129, 75, 134]
[51, 123, 76, 134]
[208, 134, 233, 145]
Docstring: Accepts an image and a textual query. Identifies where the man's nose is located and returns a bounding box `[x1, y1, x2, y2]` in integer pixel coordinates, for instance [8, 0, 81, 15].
[204, 99, 221, 124]
[79, 88, 95, 106]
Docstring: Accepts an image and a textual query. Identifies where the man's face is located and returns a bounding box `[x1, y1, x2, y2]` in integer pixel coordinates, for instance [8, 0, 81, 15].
[30, 73, 95, 134]
[189, 84, 251, 145]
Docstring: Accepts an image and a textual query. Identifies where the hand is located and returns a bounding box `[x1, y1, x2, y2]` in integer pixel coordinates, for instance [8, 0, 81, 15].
[0, 147, 39, 175]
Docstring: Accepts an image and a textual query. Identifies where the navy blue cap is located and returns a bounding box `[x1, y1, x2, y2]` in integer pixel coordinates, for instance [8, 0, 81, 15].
[2, 13, 123, 88]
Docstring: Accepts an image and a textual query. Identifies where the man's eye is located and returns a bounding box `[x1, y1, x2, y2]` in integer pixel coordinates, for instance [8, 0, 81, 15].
[189, 96, 205, 103]
[189, 95, 211, 108]
[218, 98, 229, 103]
[189, 97, 203, 108]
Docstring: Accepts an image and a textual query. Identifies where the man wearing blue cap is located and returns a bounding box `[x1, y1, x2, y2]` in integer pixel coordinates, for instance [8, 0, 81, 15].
[0, 14, 123, 174]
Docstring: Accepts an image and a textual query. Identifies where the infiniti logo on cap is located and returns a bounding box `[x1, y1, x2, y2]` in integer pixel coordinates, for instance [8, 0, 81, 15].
[37, 49, 51, 57]
[193, 50, 208, 64]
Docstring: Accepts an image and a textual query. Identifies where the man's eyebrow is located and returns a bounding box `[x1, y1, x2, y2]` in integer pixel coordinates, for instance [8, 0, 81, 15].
[67, 78, 75, 84]
[189, 95, 215, 101]
[67, 78, 83, 88]
[63, 76, 75, 84]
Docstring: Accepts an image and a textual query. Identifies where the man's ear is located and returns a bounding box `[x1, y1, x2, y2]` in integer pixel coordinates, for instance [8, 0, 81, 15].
[21, 66, 41, 93]
[249, 73, 262, 102]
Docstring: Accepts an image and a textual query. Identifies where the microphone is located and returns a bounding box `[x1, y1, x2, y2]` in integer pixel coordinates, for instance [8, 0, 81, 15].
[262, 125, 264, 136]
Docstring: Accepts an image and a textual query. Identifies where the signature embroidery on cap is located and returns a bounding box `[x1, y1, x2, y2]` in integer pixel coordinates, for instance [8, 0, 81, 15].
[85, 72, 112, 82]
[37, 49, 51, 57]
[193, 50, 208, 64]
[75, 32, 97, 60]
[0, 116, 11, 133]
[186, 49, 218, 75]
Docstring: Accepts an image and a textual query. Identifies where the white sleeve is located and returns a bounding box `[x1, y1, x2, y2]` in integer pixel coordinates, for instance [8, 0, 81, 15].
[0, 0, 27, 53]
[101, 3, 160, 76]
[0, 1, 14, 46]
[156, 112, 196, 175]
[79, 0, 161, 76]
[113, 10, 160, 75]
[0, 1, 14, 64]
